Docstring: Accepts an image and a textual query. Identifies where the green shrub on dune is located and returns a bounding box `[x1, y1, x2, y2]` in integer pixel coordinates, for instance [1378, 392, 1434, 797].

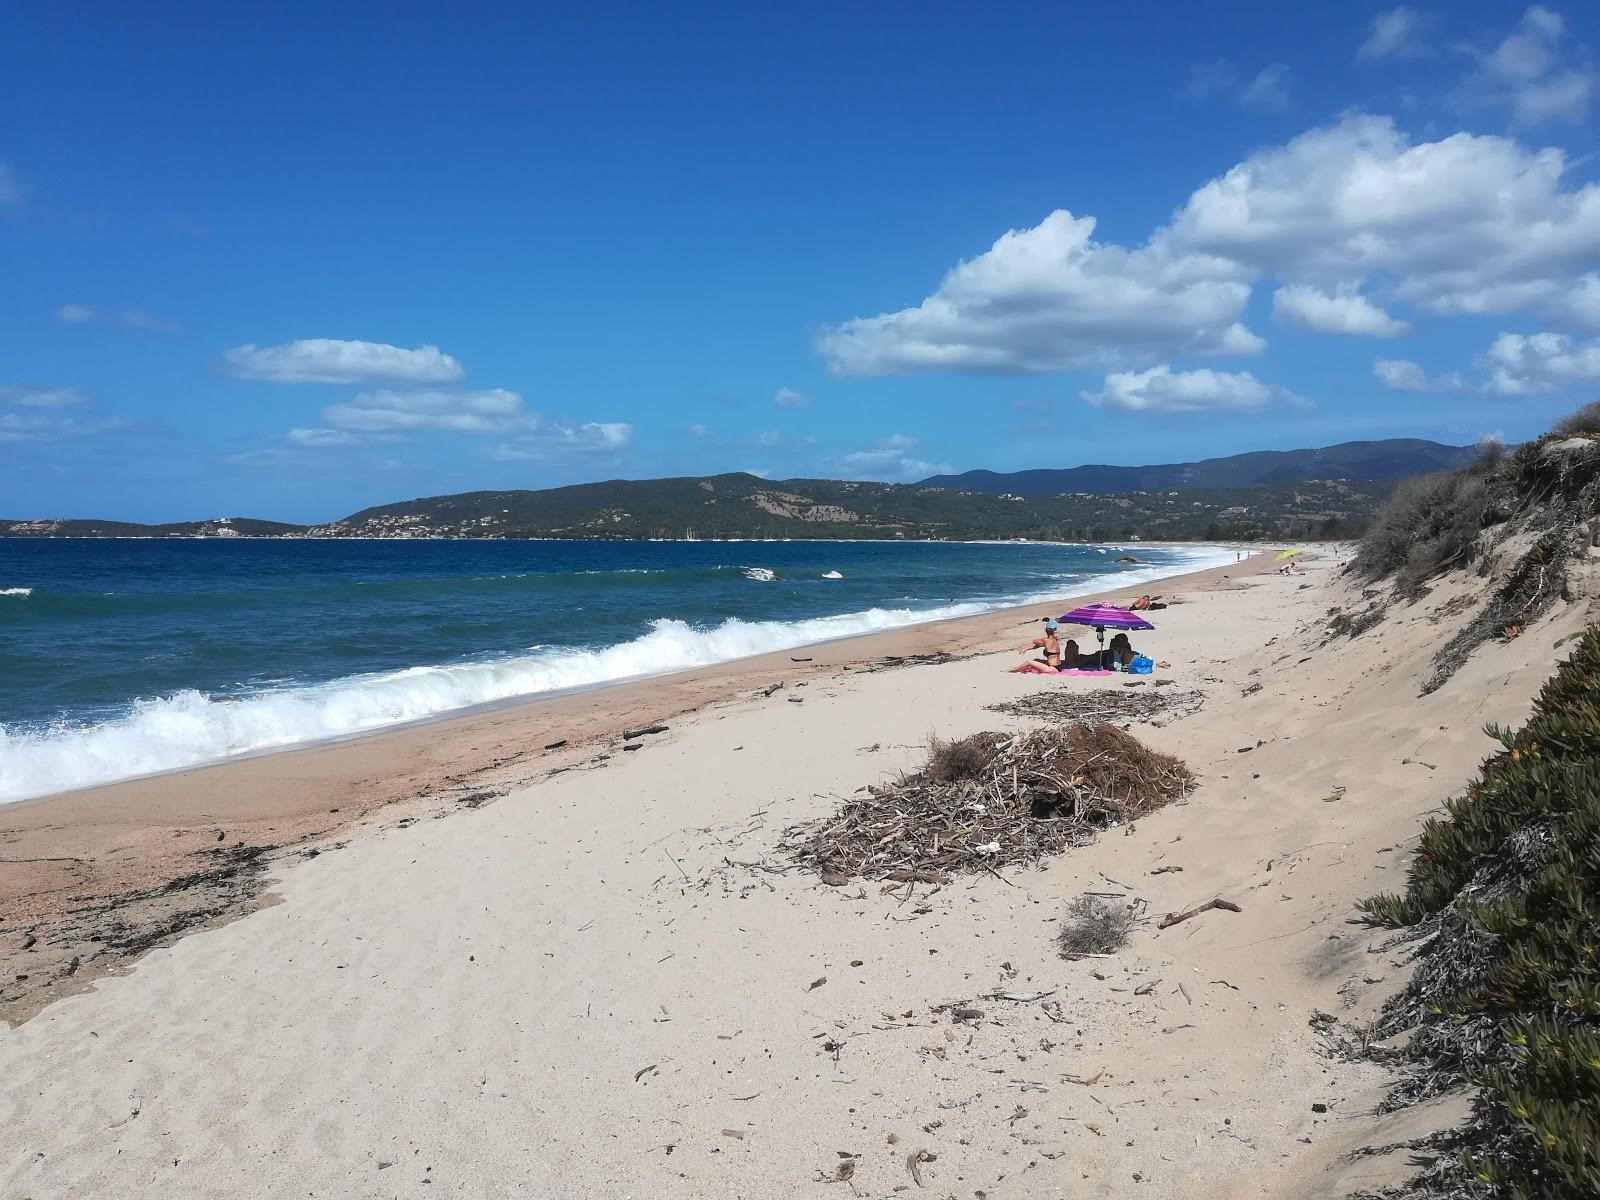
[1359, 627, 1600, 1198]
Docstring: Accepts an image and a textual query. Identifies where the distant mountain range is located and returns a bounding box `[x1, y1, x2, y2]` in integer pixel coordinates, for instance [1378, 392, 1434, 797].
[919, 438, 1477, 496]
[3, 438, 1468, 543]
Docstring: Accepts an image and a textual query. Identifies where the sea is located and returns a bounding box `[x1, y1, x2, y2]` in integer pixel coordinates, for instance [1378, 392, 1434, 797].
[0, 538, 1233, 802]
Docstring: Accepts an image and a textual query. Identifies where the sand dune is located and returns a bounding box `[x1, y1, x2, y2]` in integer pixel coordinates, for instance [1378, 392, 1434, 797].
[3, 547, 1594, 1198]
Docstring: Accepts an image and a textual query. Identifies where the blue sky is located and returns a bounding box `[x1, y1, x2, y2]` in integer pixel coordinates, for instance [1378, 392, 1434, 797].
[3, 2, 1599, 523]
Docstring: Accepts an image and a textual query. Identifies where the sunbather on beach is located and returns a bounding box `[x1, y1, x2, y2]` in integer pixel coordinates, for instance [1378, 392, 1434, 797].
[1059, 638, 1088, 669]
[1009, 621, 1061, 673]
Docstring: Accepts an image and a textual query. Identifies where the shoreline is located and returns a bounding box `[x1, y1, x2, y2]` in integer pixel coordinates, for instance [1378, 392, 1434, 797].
[0, 547, 1260, 1025]
[0, 542, 1242, 806]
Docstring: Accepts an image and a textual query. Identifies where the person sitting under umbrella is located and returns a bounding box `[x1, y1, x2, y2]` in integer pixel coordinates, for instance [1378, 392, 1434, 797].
[1102, 632, 1138, 671]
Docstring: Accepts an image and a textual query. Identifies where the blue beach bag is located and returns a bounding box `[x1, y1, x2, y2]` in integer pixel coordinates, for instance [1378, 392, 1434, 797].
[1128, 655, 1154, 675]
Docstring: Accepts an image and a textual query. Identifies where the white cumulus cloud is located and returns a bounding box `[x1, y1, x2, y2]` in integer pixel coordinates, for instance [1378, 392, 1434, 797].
[772, 387, 812, 408]
[816, 210, 1262, 376]
[222, 339, 465, 385]
[1162, 114, 1600, 320]
[1373, 359, 1470, 393]
[1272, 284, 1410, 336]
[1484, 330, 1600, 395]
[1081, 366, 1309, 414]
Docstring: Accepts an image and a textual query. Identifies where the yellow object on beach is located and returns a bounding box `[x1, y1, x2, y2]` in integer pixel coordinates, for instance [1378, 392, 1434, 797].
[1276, 549, 1302, 559]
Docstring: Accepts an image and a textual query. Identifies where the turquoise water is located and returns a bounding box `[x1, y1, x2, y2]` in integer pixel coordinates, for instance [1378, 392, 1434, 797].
[0, 538, 1228, 800]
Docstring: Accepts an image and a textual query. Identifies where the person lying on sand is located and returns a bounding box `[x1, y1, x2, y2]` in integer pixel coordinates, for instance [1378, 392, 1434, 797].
[1009, 621, 1061, 673]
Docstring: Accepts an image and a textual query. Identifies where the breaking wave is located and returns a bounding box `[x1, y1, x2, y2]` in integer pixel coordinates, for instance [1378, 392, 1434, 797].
[0, 549, 1234, 803]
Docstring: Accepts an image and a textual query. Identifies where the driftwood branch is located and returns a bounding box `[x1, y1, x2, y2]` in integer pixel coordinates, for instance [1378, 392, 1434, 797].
[1158, 897, 1242, 929]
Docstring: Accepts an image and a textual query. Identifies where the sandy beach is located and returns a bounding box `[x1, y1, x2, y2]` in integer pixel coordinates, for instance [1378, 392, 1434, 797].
[4, 544, 1594, 1199]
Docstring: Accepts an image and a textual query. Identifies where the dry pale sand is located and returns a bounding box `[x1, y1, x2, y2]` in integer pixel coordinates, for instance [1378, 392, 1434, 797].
[3, 546, 1594, 1199]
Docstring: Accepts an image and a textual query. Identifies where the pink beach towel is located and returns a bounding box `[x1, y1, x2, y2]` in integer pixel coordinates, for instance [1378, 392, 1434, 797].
[1054, 668, 1113, 677]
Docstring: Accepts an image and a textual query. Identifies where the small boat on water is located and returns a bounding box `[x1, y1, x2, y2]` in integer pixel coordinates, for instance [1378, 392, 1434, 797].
[821, 570, 843, 580]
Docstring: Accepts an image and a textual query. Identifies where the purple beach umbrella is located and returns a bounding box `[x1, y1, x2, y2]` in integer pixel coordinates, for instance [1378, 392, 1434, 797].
[1058, 603, 1155, 652]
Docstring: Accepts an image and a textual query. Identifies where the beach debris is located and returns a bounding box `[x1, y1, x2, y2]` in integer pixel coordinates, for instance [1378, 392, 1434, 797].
[622, 724, 668, 740]
[20, 934, 35, 951]
[1150, 864, 1183, 875]
[622, 744, 642, 752]
[951, 1006, 986, 1023]
[1157, 897, 1242, 929]
[834, 1159, 856, 1183]
[906, 1148, 937, 1187]
[788, 725, 1192, 882]
[808, 976, 827, 991]
[856, 651, 965, 674]
[634, 1064, 658, 1082]
[987, 687, 1205, 729]
[791, 656, 813, 662]
[1058, 895, 1141, 959]
[542, 739, 568, 750]
[720, 1128, 747, 1140]
[759, 682, 784, 697]
[788, 696, 804, 704]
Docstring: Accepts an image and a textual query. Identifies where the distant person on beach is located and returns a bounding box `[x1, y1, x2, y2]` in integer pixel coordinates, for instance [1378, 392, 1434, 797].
[1009, 621, 1062, 673]
[1059, 638, 1088, 669]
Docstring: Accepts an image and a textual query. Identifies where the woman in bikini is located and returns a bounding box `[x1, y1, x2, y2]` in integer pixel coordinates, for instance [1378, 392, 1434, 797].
[1009, 621, 1063, 673]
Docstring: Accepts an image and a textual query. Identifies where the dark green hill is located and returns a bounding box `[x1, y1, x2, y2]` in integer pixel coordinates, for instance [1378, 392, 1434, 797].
[308, 471, 1388, 542]
[0, 516, 306, 538]
[920, 439, 1478, 496]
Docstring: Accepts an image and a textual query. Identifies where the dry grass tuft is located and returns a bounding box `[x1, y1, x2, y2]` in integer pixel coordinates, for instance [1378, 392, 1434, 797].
[1057, 895, 1138, 958]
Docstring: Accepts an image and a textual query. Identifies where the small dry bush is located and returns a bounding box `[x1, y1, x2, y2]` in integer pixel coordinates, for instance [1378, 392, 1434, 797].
[1057, 895, 1136, 958]
[1551, 397, 1600, 437]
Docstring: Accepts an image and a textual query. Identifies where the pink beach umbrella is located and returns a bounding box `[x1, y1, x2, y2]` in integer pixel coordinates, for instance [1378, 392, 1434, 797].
[1057, 603, 1156, 654]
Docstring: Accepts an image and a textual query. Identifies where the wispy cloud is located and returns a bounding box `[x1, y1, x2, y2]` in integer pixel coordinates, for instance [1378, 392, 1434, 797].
[772, 387, 812, 408]
[828, 434, 951, 482]
[56, 304, 182, 333]
[1184, 60, 1294, 110]
[222, 339, 465, 385]
[0, 385, 132, 443]
[1458, 6, 1594, 125]
[0, 163, 23, 215]
[1358, 7, 1433, 61]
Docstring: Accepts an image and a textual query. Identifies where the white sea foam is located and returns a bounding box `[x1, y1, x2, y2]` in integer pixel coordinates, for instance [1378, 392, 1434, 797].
[0, 548, 1235, 803]
[0, 587, 31, 596]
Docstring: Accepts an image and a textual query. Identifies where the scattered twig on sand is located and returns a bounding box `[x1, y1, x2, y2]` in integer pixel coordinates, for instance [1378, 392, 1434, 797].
[1157, 898, 1242, 929]
[788, 725, 1192, 883]
[906, 1148, 937, 1187]
[988, 687, 1205, 728]
[623, 724, 668, 740]
[634, 1064, 658, 1082]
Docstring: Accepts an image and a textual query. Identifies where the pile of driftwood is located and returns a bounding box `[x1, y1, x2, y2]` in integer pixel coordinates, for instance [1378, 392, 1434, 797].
[790, 725, 1193, 885]
[987, 686, 1204, 728]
